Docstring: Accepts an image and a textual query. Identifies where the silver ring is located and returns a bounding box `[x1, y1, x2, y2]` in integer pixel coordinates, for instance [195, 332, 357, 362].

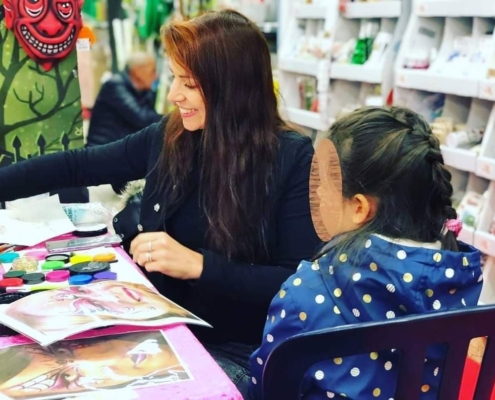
[146, 252, 153, 263]
[148, 241, 153, 252]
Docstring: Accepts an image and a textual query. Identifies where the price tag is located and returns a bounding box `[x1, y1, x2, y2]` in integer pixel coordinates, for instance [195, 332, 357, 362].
[480, 81, 495, 101]
[76, 38, 91, 52]
[416, 2, 426, 14]
[478, 161, 494, 180]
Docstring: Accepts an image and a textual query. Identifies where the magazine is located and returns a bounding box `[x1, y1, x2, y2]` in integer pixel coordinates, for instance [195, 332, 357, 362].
[0, 281, 210, 346]
[0, 330, 193, 400]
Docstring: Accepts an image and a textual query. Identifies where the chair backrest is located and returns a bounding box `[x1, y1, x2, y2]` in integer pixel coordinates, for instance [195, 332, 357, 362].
[262, 304, 495, 400]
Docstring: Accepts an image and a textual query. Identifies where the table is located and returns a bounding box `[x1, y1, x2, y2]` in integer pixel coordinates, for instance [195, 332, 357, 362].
[0, 239, 243, 400]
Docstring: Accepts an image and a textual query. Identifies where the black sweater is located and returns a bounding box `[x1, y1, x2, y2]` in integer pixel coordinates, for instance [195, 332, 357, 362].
[0, 119, 322, 345]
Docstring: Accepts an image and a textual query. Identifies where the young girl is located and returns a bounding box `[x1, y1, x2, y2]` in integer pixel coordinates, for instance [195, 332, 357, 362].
[249, 106, 483, 399]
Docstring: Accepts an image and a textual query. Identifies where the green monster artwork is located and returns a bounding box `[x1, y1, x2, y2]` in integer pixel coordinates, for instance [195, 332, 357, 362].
[0, 0, 84, 168]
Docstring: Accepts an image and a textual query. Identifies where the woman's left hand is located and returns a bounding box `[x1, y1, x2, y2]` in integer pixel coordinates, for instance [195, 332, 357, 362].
[129, 232, 204, 280]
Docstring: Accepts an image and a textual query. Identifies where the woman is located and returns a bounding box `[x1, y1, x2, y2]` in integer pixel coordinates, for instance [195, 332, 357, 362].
[0, 9, 320, 393]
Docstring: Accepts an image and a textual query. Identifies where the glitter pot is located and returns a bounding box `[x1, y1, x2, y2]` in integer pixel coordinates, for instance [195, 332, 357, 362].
[12, 256, 38, 272]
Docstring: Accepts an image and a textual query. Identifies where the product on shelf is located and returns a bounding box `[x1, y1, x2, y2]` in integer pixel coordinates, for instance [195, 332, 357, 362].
[446, 128, 484, 149]
[298, 76, 319, 112]
[403, 24, 441, 70]
[351, 20, 379, 65]
[457, 191, 487, 228]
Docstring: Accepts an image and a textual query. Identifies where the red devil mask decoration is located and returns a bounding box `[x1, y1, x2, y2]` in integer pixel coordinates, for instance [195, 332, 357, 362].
[3, 0, 84, 71]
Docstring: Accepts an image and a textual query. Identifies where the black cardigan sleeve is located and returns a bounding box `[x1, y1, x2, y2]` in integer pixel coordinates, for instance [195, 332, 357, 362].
[0, 122, 161, 202]
[195, 137, 321, 308]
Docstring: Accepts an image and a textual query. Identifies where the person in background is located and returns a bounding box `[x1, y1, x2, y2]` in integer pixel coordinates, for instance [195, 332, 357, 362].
[0, 10, 321, 397]
[86, 52, 161, 194]
[249, 107, 482, 400]
[86, 52, 161, 147]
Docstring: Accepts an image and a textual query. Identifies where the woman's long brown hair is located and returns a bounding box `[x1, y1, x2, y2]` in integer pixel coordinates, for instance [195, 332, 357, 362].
[159, 10, 287, 262]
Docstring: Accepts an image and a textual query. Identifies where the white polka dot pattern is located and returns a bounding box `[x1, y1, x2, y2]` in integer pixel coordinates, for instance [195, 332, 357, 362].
[350, 367, 360, 377]
[315, 370, 325, 380]
[315, 294, 325, 304]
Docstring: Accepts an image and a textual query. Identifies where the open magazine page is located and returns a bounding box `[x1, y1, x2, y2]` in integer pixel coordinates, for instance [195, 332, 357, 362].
[0, 330, 193, 400]
[0, 281, 210, 346]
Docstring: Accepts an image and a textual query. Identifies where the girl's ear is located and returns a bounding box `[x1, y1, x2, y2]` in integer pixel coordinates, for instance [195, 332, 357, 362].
[351, 194, 378, 226]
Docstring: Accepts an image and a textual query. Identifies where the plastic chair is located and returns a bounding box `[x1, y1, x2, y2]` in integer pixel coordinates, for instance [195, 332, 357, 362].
[262, 304, 495, 400]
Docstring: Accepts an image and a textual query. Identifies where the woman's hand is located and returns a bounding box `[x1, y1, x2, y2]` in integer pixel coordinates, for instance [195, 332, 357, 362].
[129, 232, 204, 280]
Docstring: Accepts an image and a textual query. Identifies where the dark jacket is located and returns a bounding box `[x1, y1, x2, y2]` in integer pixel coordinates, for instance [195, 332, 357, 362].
[86, 71, 162, 147]
[0, 119, 322, 345]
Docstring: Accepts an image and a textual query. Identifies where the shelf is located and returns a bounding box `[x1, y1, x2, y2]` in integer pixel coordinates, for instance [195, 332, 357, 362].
[294, 4, 328, 19]
[342, 0, 402, 19]
[283, 107, 331, 131]
[278, 57, 321, 76]
[479, 79, 495, 101]
[459, 225, 475, 247]
[415, 0, 495, 17]
[396, 69, 480, 97]
[330, 63, 382, 84]
[474, 231, 495, 258]
[476, 156, 495, 180]
[440, 145, 478, 173]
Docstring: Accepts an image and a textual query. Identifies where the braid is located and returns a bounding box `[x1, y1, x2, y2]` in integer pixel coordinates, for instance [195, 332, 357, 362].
[423, 123, 459, 251]
[392, 107, 459, 250]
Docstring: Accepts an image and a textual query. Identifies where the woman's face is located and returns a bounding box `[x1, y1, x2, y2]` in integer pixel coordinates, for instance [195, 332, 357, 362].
[167, 60, 206, 132]
[6, 282, 189, 331]
[0, 334, 188, 398]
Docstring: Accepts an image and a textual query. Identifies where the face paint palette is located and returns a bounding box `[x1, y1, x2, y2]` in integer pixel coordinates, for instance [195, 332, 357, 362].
[1, 247, 124, 295]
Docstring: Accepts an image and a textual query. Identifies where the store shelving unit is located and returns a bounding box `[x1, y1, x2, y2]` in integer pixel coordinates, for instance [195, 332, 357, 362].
[277, 0, 409, 132]
[393, 0, 495, 304]
[277, 0, 339, 131]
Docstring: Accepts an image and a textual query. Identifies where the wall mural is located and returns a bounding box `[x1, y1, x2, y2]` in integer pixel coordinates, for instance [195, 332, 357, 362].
[0, 0, 84, 168]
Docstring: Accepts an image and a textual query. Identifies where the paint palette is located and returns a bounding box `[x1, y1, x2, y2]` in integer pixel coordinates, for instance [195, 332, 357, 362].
[0, 247, 129, 294]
